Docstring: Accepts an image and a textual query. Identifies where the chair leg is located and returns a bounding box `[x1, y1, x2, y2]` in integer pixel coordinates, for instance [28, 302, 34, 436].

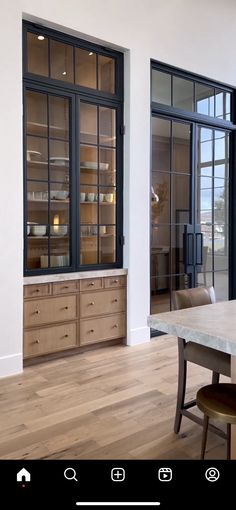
[174, 357, 187, 434]
[212, 372, 220, 384]
[227, 424, 231, 460]
[201, 415, 209, 459]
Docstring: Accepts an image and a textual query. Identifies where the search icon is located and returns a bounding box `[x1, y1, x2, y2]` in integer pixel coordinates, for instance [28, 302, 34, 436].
[64, 467, 78, 482]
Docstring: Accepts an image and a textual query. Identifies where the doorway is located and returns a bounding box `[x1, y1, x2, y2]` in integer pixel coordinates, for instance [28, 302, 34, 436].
[151, 116, 229, 316]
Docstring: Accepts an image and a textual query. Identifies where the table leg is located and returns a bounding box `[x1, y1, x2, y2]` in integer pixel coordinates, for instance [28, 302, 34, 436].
[231, 355, 236, 459]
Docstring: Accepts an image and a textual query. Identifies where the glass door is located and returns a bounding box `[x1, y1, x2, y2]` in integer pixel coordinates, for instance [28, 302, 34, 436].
[151, 116, 193, 315]
[196, 126, 229, 301]
[79, 101, 117, 266]
[25, 90, 71, 271]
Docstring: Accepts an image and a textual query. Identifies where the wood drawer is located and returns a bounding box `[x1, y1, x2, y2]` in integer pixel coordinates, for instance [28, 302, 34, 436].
[80, 278, 103, 292]
[24, 284, 51, 299]
[104, 276, 126, 289]
[53, 281, 77, 295]
[24, 322, 77, 358]
[80, 288, 126, 318]
[80, 313, 126, 345]
[24, 295, 77, 327]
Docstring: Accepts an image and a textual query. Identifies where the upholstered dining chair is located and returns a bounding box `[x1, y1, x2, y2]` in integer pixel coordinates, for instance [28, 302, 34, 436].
[173, 286, 231, 434]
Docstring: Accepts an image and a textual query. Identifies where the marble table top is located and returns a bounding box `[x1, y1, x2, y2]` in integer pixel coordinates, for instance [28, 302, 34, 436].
[148, 300, 236, 356]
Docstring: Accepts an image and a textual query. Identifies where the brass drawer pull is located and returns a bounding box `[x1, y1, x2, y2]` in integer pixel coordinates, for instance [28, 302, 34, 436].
[35, 310, 40, 315]
[89, 282, 95, 286]
[113, 324, 118, 328]
[33, 288, 40, 293]
[62, 286, 69, 289]
[64, 306, 69, 310]
[90, 329, 94, 333]
[113, 298, 118, 303]
[113, 279, 118, 283]
[64, 334, 69, 338]
[35, 339, 40, 344]
[89, 301, 95, 306]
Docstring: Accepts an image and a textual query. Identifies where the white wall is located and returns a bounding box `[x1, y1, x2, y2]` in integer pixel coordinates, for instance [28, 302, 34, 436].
[1, 0, 236, 376]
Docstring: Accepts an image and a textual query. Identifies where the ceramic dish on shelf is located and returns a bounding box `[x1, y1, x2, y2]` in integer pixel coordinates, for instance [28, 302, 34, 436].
[50, 157, 69, 166]
[50, 225, 68, 236]
[27, 150, 41, 162]
[31, 225, 47, 236]
[80, 161, 109, 171]
[50, 190, 69, 200]
[40, 254, 69, 268]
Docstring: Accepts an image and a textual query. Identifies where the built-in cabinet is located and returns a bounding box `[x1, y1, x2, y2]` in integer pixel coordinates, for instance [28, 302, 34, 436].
[23, 274, 127, 361]
[23, 22, 123, 275]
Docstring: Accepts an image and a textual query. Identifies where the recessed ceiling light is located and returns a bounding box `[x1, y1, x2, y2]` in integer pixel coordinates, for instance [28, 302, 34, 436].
[89, 52, 93, 56]
[37, 35, 45, 41]
[62, 71, 67, 76]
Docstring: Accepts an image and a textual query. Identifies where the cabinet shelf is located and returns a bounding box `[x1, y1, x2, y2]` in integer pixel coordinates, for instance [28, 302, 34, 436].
[80, 201, 115, 205]
[80, 166, 115, 174]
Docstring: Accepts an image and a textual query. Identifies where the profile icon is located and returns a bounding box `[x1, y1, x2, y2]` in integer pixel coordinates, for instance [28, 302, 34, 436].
[205, 467, 220, 482]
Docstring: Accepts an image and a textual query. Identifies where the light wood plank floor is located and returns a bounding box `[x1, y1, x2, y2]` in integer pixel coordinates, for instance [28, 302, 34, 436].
[0, 336, 227, 459]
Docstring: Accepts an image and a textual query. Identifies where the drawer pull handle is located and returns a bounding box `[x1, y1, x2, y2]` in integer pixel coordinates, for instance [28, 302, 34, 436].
[35, 340, 40, 344]
[114, 298, 118, 303]
[64, 334, 69, 338]
[113, 279, 118, 283]
[64, 306, 69, 310]
[89, 282, 95, 286]
[113, 324, 118, 328]
[63, 286, 69, 289]
[89, 301, 95, 306]
[35, 310, 40, 315]
[33, 289, 40, 293]
[90, 329, 94, 333]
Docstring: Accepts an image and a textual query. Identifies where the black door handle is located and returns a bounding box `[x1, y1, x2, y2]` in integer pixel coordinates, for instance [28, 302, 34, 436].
[196, 232, 203, 265]
[184, 225, 194, 271]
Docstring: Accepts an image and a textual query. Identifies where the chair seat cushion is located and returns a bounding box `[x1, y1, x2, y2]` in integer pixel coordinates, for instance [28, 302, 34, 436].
[184, 341, 230, 377]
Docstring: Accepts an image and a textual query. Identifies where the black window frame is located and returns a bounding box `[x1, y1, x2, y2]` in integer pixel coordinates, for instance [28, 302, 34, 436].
[23, 21, 124, 276]
[150, 60, 236, 303]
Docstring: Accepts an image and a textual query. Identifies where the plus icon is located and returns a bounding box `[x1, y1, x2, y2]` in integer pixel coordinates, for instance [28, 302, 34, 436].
[111, 467, 125, 482]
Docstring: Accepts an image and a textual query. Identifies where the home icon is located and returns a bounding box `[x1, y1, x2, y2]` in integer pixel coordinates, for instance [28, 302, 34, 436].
[17, 468, 31, 482]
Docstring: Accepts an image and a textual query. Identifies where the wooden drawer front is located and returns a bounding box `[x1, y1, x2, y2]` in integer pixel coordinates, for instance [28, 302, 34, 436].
[24, 322, 77, 358]
[80, 278, 103, 291]
[80, 289, 126, 318]
[80, 314, 126, 345]
[24, 295, 77, 327]
[53, 281, 77, 295]
[104, 276, 126, 289]
[24, 284, 50, 299]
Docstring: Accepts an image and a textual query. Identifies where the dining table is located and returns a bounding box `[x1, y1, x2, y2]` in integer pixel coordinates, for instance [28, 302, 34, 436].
[148, 299, 236, 458]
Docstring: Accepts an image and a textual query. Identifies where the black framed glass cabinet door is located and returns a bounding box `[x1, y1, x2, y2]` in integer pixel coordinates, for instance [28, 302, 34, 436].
[24, 88, 73, 271]
[151, 116, 194, 315]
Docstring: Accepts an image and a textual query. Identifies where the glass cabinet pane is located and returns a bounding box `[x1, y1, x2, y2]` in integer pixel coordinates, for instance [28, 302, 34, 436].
[75, 48, 97, 88]
[80, 101, 117, 266]
[50, 40, 74, 83]
[98, 55, 115, 93]
[25, 90, 71, 271]
[27, 32, 49, 77]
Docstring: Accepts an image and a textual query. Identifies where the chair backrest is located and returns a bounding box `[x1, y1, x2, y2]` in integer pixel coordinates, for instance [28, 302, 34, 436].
[173, 286, 216, 310]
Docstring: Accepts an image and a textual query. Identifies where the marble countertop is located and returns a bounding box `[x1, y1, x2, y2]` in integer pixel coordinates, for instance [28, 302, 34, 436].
[148, 300, 236, 356]
[24, 268, 128, 285]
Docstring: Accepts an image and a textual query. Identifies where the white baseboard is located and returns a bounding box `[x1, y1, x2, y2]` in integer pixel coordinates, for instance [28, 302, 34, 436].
[126, 325, 150, 346]
[0, 353, 22, 379]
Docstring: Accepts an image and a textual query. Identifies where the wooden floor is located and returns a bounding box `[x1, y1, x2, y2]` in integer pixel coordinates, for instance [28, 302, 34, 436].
[0, 336, 227, 459]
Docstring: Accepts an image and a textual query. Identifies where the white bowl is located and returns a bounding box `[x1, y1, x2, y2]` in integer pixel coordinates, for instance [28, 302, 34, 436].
[50, 225, 68, 236]
[81, 161, 109, 170]
[50, 190, 69, 200]
[31, 225, 47, 236]
[50, 157, 69, 166]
